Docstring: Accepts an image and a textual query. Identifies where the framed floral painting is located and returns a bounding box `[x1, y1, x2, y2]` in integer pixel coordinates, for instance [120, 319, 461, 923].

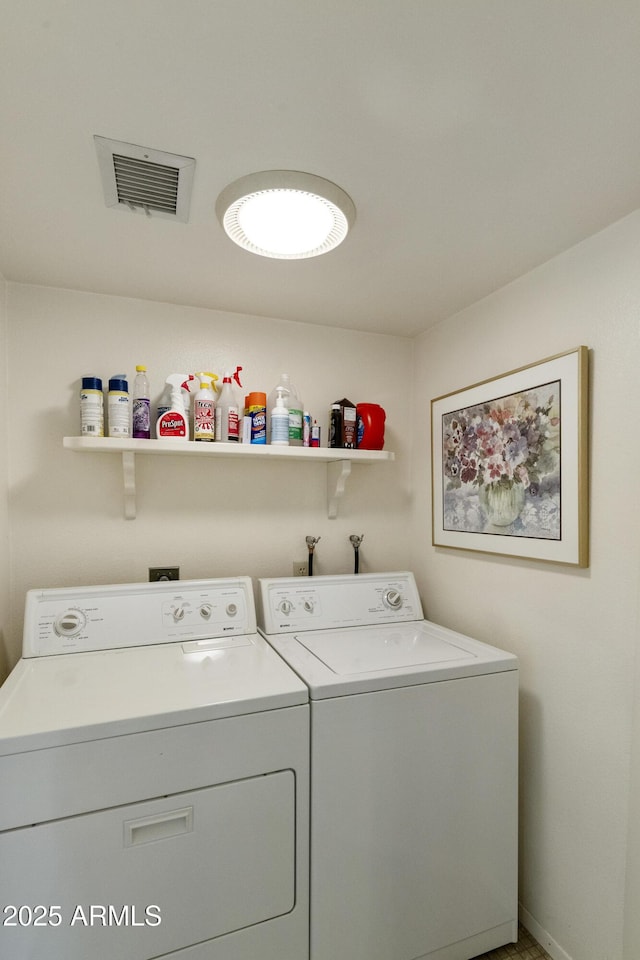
[431, 346, 589, 566]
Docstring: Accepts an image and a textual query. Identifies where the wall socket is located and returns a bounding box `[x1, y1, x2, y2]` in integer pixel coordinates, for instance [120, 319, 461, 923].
[292, 561, 308, 577]
[149, 566, 180, 582]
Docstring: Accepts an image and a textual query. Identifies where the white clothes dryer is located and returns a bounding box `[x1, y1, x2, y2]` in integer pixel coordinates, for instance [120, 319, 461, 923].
[257, 571, 518, 960]
[0, 577, 309, 960]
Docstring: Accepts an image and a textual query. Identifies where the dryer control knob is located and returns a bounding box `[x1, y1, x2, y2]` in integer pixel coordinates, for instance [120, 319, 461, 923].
[383, 589, 403, 610]
[279, 599, 293, 616]
[54, 609, 86, 637]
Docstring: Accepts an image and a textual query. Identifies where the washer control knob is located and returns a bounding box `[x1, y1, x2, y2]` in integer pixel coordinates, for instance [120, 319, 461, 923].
[279, 599, 293, 617]
[303, 599, 315, 613]
[54, 609, 86, 638]
[172, 604, 186, 623]
[383, 589, 403, 610]
[226, 603, 238, 617]
[199, 603, 213, 620]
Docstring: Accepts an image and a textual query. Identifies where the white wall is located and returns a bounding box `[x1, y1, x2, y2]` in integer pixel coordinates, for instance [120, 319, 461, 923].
[3, 283, 413, 671]
[0, 275, 9, 680]
[411, 211, 640, 960]
[4, 212, 640, 960]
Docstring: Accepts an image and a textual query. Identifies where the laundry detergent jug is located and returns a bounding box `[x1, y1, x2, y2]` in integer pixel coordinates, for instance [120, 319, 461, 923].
[356, 403, 386, 450]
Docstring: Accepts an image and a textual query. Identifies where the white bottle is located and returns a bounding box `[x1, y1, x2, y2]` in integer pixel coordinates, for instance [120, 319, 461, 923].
[132, 365, 150, 439]
[80, 376, 104, 437]
[193, 372, 217, 442]
[108, 374, 130, 438]
[215, 367, 243, 442]
[270, 386, 290, 445]
[287, 379, 303, 447]
[156, 374, 193, 440]
[268, 374, 303, 446]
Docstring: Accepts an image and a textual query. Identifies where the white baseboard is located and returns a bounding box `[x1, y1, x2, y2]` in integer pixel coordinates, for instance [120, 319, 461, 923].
[519, 905, 573, 960]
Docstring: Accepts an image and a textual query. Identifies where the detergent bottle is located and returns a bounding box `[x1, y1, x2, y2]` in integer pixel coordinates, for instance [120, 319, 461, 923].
[193, 372, 219, 442]
[215, 366, 243, 442]
[156, 375, 194, 440]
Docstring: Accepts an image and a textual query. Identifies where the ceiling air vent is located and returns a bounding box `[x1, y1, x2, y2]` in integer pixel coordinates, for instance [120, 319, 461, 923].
[94, 136, 195, 222]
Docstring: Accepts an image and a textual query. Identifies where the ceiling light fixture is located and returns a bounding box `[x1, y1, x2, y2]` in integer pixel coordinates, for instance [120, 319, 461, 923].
[215, 170, 356, 259]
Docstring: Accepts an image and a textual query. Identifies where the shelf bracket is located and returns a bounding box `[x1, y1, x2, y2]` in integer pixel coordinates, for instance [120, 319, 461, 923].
[122, 451, 137, 520]
[327, 460, 352, 519]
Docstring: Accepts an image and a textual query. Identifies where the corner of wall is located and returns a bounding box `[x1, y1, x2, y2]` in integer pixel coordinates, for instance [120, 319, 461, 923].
[0, 274, 9, 682]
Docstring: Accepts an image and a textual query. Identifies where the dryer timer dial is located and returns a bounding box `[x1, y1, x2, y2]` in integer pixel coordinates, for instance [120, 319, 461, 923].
[54, 609, 87, 637]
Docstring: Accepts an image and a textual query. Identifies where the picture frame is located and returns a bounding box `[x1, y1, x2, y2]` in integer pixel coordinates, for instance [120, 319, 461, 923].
[431, 346, 589, 567]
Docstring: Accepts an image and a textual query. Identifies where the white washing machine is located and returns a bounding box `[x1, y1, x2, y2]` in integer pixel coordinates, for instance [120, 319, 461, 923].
[257, 571, 518, 960]
[0, 577, 309, 960]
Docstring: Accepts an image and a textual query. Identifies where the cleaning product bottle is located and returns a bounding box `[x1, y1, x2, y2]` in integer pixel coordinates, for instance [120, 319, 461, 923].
[132, 365, 151, 439]
[108, 374, 130, 438]
[156, 375, 194, 440]
[270, 386, 290, 445]
[193, 372, 218, 442]
[80, 376, 104, 437]
[330, 398, 357, 448]
[287, 379, 303, 447]
[215, 366, 243, 442]
[247, 392, 267, 444]
[268, 374, 303, 445]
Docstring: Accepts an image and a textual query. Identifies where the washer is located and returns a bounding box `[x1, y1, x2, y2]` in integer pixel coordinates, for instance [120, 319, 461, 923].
[257, 571, 518, 960]
[0, 577, 309, 960]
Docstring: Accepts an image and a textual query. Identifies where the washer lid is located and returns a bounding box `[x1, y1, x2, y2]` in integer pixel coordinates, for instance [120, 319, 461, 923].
[263, 620, 518, 698]
[299, 622, 471, 674]
[0, 633, 308, 755]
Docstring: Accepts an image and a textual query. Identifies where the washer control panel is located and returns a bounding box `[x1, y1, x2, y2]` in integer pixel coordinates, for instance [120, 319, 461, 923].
[258, 572, 423, 634]
[23, 578, 255, 657]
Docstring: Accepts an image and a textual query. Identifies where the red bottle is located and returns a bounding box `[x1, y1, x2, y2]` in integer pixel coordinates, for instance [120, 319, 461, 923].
[356, 403, 386, 450]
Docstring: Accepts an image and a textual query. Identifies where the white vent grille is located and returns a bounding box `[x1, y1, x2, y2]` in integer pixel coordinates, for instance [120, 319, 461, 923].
[95, 136, 195, 222]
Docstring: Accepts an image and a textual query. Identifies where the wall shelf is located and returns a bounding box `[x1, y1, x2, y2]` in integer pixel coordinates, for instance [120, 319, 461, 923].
[63, 437, 395, 520]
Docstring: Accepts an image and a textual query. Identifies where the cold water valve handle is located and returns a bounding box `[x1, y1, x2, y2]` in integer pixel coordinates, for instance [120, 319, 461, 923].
[349, 534, 364, 574]
[305, 536, 321, 576]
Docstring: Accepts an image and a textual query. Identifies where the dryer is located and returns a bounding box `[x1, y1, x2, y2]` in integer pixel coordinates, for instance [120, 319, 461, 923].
[0, 577, 309, 960]
[257, 571, 518, 960]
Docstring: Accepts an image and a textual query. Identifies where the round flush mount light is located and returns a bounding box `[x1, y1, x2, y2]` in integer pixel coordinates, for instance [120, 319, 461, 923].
[215, 170, 356, 259]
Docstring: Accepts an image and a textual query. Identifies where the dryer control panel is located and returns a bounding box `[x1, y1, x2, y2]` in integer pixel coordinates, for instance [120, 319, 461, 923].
[23, 578, 256, 657]
[258, 572, 423, 634]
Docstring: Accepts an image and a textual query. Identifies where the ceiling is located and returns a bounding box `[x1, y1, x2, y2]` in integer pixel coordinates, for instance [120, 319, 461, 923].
[2, 1, 640, 338]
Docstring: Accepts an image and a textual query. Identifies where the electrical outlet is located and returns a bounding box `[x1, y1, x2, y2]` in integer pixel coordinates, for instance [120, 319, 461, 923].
[293, 561, 308, 577]
[149, 566, 180, 582]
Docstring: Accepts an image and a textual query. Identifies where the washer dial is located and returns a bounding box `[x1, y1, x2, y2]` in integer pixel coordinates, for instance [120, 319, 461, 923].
[383, 589, 403, 610]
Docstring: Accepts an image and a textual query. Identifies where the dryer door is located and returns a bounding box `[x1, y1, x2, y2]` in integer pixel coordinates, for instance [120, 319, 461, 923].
[0, 770, 295, 960]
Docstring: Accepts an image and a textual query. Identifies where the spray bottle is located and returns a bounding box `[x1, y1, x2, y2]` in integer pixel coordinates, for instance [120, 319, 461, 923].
[215, 366, 243, 442]
[193, 372, 219, 442]
[156, 375, 194, 440]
